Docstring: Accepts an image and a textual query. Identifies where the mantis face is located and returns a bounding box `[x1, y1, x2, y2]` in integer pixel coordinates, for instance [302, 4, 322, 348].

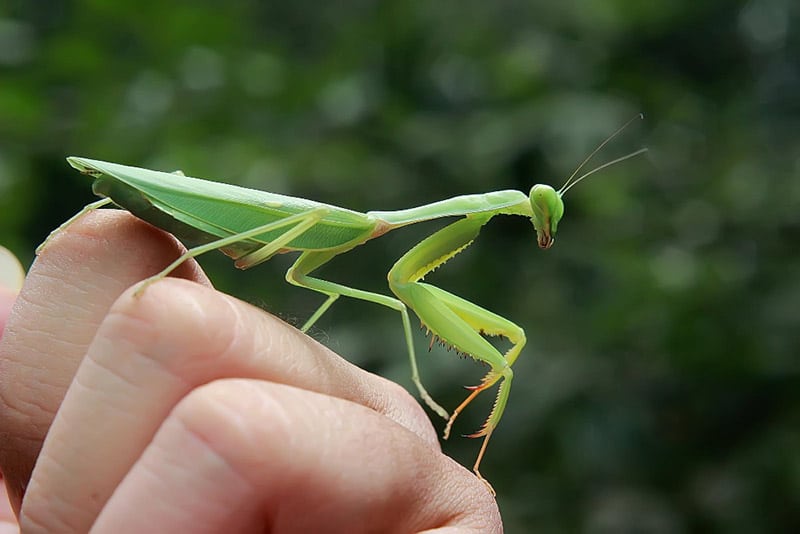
[529, 184, 564, 249]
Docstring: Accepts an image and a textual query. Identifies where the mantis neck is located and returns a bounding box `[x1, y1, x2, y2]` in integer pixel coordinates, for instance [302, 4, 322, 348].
[368, 190, 532, 228]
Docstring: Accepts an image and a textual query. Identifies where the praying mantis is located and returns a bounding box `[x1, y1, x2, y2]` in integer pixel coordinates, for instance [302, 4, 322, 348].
[44, 115, 646, 495]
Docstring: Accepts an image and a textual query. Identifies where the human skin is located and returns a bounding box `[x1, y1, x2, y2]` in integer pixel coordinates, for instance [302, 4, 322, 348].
[0, 210, 502, 533]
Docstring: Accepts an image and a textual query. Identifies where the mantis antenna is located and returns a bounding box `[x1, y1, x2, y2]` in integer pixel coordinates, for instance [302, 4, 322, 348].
[558, 113, 647, 196]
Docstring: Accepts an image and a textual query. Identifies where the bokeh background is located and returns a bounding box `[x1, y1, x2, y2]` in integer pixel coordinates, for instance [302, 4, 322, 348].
[1, 1, 798, 531]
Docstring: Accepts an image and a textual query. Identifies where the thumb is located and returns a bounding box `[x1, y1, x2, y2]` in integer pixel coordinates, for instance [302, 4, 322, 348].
[0, 246, 25, 340]
[0, 245, 24, 528]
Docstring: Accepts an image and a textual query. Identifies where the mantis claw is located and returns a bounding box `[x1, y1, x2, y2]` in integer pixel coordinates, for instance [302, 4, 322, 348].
[464, 427, 490, 439]
[133, 274, 165, 298]
[419, 391, 449, 421]
[475, 471, 497, 497]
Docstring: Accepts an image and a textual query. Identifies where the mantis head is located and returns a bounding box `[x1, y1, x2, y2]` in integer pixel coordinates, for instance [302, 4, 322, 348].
[529, 184, 564, 249]
[529, 113, 648, 250]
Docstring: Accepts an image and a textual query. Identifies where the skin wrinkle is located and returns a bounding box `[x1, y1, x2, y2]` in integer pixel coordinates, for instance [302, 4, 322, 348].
[1, 327, 83, 375]
[19, 509, 58, 534]
[174, 381, 296, 483]
[26, 340, 190, 532]
[27, 415, 130, 529]
[160, 382, 298, 531]
[72, 353, 156, 428]
[203, 290, 255, 373]
[0, 349, 63, 435]
[0, 433, 38, 451]
[93, 390, 276, 532]
[89, 288, 228, 399]
[32, 261, 121, 319]
[24, 505, 91, 534]
[233, 298, 296, 376]
[284, 331, 371, 402]
[140, 287, 242, 381]
[0, 241, 136, 431]
[263, 396, 450, 532]
[48, 309, 198, 464]
[0, 382, 50, 429]
[144, 417, 258, 525]
[48, 210, 166, 267]
[93, 305, 196, 392]
[1, 293, 88, 360]
[21, 460, 90, 534]
[369, 379, 435, 443]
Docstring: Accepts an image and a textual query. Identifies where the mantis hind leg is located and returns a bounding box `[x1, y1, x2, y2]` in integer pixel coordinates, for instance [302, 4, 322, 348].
[388, 215, 526, 494]
[38, 167, 189, 255]
[135, 208, 329, 295]
[36, 197, 114, 254]
[286, 250, 449, 420]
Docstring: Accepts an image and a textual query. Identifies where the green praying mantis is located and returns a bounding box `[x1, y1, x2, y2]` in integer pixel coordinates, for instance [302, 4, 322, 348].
[42, 115, 646, 495]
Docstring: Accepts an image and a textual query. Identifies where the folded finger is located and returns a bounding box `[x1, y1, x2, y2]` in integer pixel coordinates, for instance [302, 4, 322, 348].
[93, 379, 499, 533]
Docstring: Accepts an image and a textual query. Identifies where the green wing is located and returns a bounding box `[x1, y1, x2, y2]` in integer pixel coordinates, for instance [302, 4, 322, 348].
[68, 157, 375, 254]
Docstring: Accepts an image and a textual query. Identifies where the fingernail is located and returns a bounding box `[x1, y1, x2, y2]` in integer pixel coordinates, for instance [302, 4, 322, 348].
[0, 245, 25, 292]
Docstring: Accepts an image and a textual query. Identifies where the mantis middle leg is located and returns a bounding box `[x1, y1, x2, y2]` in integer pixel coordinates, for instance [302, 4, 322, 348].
[136, 208, 330, 294]
[286, 250, 450, 420]
[387, 214, 526, 493]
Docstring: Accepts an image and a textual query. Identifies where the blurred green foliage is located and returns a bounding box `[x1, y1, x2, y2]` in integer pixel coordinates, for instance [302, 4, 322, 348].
[1, 0, 798, 531]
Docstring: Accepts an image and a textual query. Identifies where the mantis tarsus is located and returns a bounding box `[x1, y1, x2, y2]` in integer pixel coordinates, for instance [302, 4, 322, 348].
[43, 115, 646, 495]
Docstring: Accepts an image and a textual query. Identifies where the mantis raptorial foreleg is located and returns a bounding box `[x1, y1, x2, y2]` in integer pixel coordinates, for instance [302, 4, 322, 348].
[415, 283, 525, 434]
[286, 250, 450, 420]
[388, 215, 525, 493]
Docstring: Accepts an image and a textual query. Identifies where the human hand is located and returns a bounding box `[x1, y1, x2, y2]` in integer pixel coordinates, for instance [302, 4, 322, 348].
[0, 245, 24, 533]
[0, 211, 501, 533]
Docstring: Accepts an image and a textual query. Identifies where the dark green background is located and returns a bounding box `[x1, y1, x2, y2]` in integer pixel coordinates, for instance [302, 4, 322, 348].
[2, 1, 798, 531]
